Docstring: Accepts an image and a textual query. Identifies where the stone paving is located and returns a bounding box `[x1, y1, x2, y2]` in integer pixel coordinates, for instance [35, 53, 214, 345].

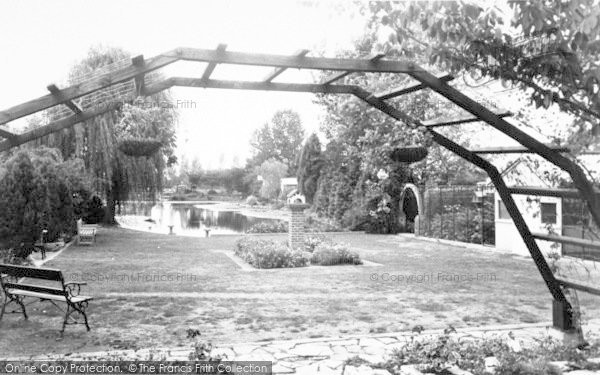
[6, 321, 600, 374]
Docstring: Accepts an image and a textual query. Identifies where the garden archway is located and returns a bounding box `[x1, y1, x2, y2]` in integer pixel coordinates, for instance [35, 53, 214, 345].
[399, 183, 422, 234]
[1, 44, 599, 329]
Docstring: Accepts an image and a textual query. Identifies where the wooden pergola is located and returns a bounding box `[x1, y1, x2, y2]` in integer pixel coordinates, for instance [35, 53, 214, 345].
[1, 44, 599, 330]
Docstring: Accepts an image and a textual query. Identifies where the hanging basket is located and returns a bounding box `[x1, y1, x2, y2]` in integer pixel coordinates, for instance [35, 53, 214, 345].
[390, 146, 428, 163]
[118, 138, 163, 157]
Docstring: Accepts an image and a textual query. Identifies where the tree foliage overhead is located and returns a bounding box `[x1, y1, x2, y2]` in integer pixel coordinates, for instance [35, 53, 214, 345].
[367, 0, 600, 146]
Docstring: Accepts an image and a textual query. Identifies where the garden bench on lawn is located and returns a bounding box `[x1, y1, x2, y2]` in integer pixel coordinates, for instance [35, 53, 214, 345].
[77, 219, 97, 245]
[0, 264, 92, 334]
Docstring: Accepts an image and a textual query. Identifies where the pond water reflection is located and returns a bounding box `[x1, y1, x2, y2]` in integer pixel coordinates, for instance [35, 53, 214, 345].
[117, 201, 286, 236]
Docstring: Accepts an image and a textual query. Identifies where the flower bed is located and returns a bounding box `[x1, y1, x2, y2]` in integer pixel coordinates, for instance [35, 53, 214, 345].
[308, 238, 362, 265]
[234, 237, 309, 269]
[245, 221, 288, 233]
[382, 328, 600, 375]
[234, 235, 362, 269]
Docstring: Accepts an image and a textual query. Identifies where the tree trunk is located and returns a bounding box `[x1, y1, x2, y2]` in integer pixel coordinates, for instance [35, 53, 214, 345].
[104, 187, 117, 225]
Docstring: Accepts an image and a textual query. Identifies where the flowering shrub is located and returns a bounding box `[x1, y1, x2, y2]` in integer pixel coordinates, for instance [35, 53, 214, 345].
[383, 328, 600, 375]
[234, 237, 309, 269]
[245, 195, 259, 206]
[304, 234, 325, 252]
[246, 221, 288, 233]
[311, 242, 362, 266]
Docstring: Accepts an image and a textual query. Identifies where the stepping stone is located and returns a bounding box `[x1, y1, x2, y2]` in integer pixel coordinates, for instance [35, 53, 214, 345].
[271, 363, 295, 374]
[327, 339, 358, 347]
[377, 337, 400, 345]
[360, 338, 386, 348]
[548, 361, 570, 372]
[320, 359, 344, 370]
[232, 344, 259, 355]
[289, 344, 332, 357]
[294, 364, 324, 374]
[447, 365, 474, 374]
[398, 365, 425, 375]
[344, 365, 377, 375]
[359, 353, 386, 365]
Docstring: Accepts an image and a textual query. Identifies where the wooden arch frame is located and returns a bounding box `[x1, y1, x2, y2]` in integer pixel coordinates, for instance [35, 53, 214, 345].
[1, 44, 599, 330]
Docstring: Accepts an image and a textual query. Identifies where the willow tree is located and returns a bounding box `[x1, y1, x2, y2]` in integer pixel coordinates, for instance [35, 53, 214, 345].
[30, 46, 177, 224]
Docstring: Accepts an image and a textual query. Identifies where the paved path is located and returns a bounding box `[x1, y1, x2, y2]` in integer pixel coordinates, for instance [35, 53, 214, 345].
[8, 321, 600, 374]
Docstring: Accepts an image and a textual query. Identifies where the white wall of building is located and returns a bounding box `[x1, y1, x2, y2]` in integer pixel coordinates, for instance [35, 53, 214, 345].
[494, 192, 562, 256]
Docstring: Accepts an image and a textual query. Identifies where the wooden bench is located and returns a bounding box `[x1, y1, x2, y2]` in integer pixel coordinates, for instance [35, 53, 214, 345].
[77, 219, 97, 245]
[0, 264, 92, 334]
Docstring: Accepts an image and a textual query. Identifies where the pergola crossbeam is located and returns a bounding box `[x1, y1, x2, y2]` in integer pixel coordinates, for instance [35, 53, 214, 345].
[532, 232, 600, 250]
[0, 103, 120, 153]
[556, 277, 600, 297]
[0, 53, 178, 125]
[176, 48, 414, 73]
[47, 84, 82, 114]
[0, 47, 425, 126]
[472, 145, 569, 154]
[320, 53, 385, 85]
[375, 74, 454, 100]
[507, 186, 600, 198]
[423, 112, 512, 127]
[201, 44, 227, 81]
[263, 49, 309, 82]
[170, 77, 357, 94]
[0, 127, 16, 139]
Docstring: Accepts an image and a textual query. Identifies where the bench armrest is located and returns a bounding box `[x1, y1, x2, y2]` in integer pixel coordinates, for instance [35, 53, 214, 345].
[64, 282, 87, 297]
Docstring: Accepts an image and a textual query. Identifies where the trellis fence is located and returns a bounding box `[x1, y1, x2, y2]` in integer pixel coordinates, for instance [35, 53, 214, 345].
[416, 185, 495, 246]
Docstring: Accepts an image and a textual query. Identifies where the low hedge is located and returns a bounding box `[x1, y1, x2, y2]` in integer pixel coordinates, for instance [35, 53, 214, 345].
[235, 238, 309, 269]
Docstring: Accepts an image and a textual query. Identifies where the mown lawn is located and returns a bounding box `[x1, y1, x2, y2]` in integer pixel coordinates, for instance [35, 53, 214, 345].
[1, 227, 598, 358]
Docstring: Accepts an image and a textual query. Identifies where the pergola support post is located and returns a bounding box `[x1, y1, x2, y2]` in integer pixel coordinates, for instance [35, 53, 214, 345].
[353, 88, 574, 332]
[431, 130, 574, 331]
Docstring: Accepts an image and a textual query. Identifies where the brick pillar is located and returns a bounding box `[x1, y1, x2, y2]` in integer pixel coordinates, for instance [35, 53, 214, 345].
[288, 203, 309, 250]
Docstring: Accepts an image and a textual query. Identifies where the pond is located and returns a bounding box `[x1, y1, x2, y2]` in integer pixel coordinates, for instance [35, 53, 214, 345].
[116, 201, 287, 236]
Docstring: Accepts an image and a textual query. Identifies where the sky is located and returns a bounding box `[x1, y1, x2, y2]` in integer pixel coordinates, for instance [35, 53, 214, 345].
[0, 0, 368, 169]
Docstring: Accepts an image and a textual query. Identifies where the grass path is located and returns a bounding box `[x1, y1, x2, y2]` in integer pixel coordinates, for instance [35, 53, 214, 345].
[1, 227, 599, 358]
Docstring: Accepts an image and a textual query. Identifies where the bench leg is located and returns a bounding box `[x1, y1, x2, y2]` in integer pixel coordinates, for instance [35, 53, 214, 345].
[0, 295, 28, 320]
[62, 301, 91, 333]
[61, 304, 72, 335]
[16, 297, 27, 319]
[76, 301, 91, 331]
[0, 294, 7, 320]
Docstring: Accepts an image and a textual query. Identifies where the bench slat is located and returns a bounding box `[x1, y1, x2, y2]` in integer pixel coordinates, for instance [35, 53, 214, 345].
[4, 282, 65, 296]
[7, 289, 92, 303]
[0, 264, 63, 281]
